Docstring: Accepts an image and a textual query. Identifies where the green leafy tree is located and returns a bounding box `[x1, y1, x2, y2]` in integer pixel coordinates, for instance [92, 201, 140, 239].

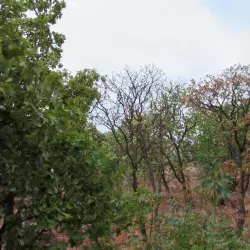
[196, 115, 229, 176]
[196, 115, 235, 205]
[0, 1, 121, 249]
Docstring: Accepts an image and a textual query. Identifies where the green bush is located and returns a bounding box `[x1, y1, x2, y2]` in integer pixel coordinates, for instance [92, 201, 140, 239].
[113, 184, 161, 233]
[151, 211, 247, 250]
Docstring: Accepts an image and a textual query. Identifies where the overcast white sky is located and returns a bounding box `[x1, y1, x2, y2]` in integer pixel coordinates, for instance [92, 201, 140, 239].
[55, 0, 250, 80]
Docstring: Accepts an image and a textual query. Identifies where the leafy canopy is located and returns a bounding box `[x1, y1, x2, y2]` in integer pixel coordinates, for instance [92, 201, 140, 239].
[0, 0, 122, 248]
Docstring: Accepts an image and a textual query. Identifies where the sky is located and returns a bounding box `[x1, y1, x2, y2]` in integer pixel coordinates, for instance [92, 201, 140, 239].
[55, 0, 250, 81]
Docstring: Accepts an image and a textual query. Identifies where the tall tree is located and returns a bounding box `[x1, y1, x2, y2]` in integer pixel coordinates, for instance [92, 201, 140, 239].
[96, 66, 165, 239]
[96, 66, 164, 193]
[0, 1, 120, 249]
[151, 83, 196, 200]
[188, 64, 250, 235]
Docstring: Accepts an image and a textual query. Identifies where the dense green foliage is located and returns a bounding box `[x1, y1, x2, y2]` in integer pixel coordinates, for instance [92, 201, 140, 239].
[163, 213, 246, 250]
[1, 1, 250, 249]
[0, 1, 122, 249]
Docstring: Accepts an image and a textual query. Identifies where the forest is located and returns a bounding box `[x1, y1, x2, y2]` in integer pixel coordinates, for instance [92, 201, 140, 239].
[0, 1, 250, 249]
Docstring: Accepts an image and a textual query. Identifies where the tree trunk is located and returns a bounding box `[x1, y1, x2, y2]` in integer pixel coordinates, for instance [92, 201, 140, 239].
[236, 196, 245, 237]
[153, 169, 163, 218]
[182, 181, 192, 205]
[236, 169, 247, 236]
[132, 168, 138, 192]
[147, 162, 156, 192]
[157, 168, 162, 193]
[139, 222, 148, 242]
[161, 171, 171, 198]
[5, 192, 15, 250]
[132, 168, 148, 241]
[142, 149, 156, 192]
[137, 120, 156, 192]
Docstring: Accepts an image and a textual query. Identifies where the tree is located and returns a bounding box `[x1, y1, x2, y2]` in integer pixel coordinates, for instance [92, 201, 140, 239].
[151, 83, 196, 201]
[0, 1, 120, 248]
[196, 115, 229, 178]
[96, 66, 164, 193]
[188, 64, 250, 235]
[96, 66, 165, 239]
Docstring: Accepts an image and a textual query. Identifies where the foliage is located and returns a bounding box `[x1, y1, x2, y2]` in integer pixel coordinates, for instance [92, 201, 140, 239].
[153, 212, 247, 250]
[113, 184, 161, 230]
[151, 83, 197, 186]
[0, 1, 122, 249]
[196, 115, 229, 177]
[204, 178, 232, 204]
[189, 65, 250, 234]
[2, 0, 250, 248]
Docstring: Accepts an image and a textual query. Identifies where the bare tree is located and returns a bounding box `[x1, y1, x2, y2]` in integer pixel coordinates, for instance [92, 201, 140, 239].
[96, 65, 164, 192]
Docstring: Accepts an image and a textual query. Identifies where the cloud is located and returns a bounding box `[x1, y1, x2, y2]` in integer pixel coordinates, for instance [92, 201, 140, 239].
[55, 0, 250, 80]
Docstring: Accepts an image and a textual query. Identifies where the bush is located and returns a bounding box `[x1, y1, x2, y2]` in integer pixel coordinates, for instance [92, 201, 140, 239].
[151, 211, 247, 250]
